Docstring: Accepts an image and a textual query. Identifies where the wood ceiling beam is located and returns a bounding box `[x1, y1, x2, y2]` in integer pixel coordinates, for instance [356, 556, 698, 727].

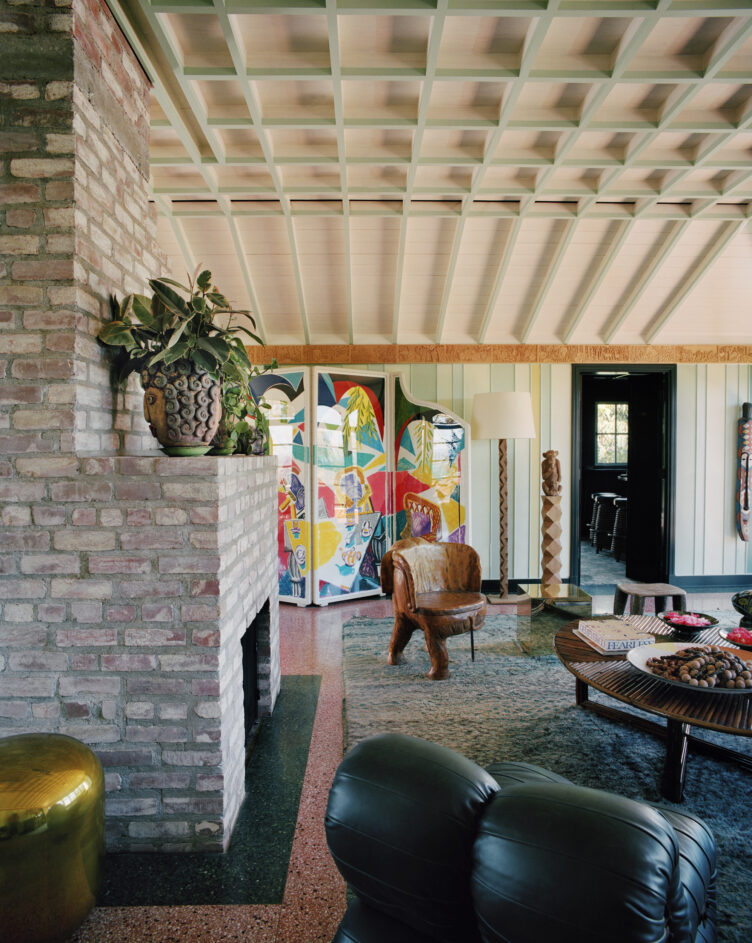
[112, 0, 271, 342]
[158, 201, 750, 222]
[153, 194, 196, 275]
[211, 0, 311, 343]
[259, 343, 752, 366]
[521, 0, 671, 211]
[561, 219, 634, 344]
[644, 219, 750, 343]
[435, 8, 558, 343]
[435, 216, 465, 344]
[146, 0, 749, 14]
[326, 0, 353, 343]
[477, 217, 522, 345]
[603, 219, 691, 344]
[392, 0, 447, 345]
[519, 219, 577, 343]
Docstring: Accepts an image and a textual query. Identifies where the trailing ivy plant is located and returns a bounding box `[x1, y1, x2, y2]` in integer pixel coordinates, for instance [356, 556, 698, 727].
[97, 267, 263, 388]
[213, 359, 277, 455]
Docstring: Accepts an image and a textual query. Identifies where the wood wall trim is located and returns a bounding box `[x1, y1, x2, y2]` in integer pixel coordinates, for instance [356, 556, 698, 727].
[257, 344, 752, 365]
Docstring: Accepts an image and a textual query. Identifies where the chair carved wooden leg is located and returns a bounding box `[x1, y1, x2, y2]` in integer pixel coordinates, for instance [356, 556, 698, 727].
[387, 614, 415, 665]
[423, 629, 450, 680]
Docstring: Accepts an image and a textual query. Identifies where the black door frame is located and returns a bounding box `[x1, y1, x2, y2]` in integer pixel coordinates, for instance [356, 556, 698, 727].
[570, 364, 677, 587]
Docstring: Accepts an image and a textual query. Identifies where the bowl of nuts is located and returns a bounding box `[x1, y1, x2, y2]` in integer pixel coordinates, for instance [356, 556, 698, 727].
[656, 610, 719, 635]
[627, 642, 752, 693]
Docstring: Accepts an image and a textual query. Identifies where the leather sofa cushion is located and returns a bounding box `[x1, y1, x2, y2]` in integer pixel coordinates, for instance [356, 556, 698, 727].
[325, 733, 499, 943]
[485, 760, 572, 791]
[332, 899, 439, 943]
[472, 782, 692, 943]
[649, 804, 717, 943]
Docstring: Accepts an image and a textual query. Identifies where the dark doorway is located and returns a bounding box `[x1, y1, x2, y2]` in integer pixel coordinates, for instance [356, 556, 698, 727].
[571, 365, 675, 590]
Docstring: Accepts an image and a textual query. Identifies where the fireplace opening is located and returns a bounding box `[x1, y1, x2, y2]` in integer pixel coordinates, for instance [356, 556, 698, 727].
[242, 599, 268, 754]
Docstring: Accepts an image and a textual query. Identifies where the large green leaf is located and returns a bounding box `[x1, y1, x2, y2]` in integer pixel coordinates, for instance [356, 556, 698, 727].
[197, 335, 231, 363]
[156, 277, 191, 293]
[191, 349, 219, 377]
[165, 318, 188, 349]
[196, 269, 212, 291]
[163, 340, 190, 364]
[149, 279, 191, 321]
[99, 321, 136, 348]
[146, 348, 168, 368]
[206, 291, 230, 309]
[229, 338, 252, 368]
[131, 294, 155, 328]
[229, 323, 263, 345]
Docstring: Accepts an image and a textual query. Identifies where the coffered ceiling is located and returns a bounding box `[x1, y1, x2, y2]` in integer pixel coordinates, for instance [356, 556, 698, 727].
[108, 0, 752, 348]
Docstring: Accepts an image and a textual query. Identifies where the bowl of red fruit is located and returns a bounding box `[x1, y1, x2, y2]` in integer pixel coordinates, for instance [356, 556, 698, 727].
[719, 625, 752, 651]
[657, 610, 719, 635]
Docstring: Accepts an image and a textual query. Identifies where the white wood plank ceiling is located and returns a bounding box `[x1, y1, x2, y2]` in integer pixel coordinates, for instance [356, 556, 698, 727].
[109, 0, 752, 347]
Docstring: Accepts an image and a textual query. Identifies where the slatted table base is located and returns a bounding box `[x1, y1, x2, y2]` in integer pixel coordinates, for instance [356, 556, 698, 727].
[557, 618, 752, 803]
[575, 678, 752, 802]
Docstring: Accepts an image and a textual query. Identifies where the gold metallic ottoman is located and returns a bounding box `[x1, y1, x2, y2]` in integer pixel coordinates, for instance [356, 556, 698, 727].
[0, 733, 104, 943]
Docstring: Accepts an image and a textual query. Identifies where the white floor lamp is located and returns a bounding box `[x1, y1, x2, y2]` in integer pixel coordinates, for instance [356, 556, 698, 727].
[471, 391, 536, 603]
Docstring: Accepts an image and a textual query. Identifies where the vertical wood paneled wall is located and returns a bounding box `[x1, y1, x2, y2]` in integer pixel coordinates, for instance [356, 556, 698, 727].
[300, 362, 751, 583]
[674, 364, 752, 578]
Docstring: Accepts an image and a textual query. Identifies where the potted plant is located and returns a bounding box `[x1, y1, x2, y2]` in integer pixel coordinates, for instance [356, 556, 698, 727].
[98, 268, 263, 455]
[211, 359, 277, 456]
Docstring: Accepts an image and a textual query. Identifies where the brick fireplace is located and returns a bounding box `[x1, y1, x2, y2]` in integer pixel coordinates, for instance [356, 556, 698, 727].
[0, 0, 280, 851]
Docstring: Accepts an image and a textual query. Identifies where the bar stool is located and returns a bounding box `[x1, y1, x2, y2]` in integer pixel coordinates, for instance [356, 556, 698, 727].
[613, 581, 687, 616]
[609, 497, 627, 561]
[594, 494, 618, 554]
[588, 492, 618, 546]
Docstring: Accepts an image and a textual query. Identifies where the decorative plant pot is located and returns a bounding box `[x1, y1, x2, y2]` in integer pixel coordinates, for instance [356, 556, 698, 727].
[141, 360, 221, 456]
[209, 414, 238, 456]
[731, 590, 752, 628]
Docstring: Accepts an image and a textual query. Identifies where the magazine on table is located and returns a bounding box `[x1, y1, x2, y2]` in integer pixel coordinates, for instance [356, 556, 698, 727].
[575, 618, 656, 653]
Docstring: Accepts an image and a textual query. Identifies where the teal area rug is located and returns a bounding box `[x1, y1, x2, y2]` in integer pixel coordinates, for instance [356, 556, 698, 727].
[342, 614, 752, 943]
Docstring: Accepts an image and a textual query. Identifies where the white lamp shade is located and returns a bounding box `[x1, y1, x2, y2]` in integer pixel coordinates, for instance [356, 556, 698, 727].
[471, 391, 536, 440]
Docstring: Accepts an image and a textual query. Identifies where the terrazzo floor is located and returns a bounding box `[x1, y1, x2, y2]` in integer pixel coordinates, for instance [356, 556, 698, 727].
[69, 590, 738, 943]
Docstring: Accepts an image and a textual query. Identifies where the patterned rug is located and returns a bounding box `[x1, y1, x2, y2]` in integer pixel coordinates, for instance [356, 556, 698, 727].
[342, 613, 752, 943]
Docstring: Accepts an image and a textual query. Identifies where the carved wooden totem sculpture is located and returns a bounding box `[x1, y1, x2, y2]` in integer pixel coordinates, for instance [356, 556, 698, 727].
[541, 449, 563, 586]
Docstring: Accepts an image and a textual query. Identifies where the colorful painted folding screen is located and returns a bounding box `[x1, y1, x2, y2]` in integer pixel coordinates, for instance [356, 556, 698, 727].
[250, 369, 311, 605]
[312, 369, 389, 604]
[393, 375, 469, 544]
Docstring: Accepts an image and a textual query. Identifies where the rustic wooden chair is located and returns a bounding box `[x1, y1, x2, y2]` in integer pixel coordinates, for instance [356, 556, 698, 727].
[387, 542, 486, 680]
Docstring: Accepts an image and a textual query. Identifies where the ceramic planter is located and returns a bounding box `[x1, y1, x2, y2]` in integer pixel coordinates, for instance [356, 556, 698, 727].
[141, 360, 221, 456]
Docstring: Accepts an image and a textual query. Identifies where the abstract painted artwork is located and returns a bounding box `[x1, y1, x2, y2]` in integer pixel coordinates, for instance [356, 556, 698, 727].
[255, 369, 469, 605]
[312, 370, 388, 603]
[251, 370, 311, 604]
[393, 376, 468, 545]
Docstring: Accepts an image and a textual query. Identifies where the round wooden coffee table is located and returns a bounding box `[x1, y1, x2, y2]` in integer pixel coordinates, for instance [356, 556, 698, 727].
[554, 618, 752, 801]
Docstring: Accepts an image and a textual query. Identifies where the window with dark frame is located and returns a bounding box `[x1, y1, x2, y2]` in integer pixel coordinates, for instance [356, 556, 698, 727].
[596, 402, 628, 465]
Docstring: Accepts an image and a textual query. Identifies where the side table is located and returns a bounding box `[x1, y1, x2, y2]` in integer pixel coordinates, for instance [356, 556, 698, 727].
[516, 583, 592, 655]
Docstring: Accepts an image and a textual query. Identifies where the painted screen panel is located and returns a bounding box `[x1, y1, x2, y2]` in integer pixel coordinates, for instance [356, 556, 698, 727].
[251, 369, 311, 605]
[313, 370, 388, 604]
[393, 375, 470, 544]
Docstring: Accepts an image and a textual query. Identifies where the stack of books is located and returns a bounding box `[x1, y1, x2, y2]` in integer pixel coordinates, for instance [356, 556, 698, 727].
[576, 619, 655, 653]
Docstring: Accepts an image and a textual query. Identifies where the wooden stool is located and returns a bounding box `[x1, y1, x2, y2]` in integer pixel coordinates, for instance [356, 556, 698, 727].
[613, 581, 687, 616]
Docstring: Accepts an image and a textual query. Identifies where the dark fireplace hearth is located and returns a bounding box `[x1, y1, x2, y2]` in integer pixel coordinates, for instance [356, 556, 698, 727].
[243, 601, 270, 749]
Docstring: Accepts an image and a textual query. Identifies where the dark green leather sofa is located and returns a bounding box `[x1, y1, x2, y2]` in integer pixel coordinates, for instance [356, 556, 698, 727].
[325, 734, 717, 943]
